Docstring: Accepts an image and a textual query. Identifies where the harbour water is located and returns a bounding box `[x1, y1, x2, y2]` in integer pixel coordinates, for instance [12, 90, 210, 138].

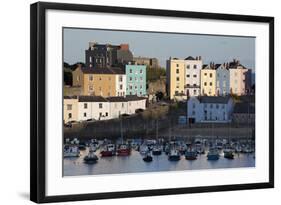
[64, 138, 255, 176]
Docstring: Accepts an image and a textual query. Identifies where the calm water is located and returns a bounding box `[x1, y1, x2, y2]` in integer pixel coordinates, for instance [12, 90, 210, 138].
[64, 148, 255, 176]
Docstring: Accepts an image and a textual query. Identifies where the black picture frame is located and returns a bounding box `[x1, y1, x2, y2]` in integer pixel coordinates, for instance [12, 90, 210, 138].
[30, 2, 274, 203]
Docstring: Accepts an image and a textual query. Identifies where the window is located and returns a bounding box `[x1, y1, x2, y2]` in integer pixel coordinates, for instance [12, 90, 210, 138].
[193, 74, 197, 77]
[186, 65, 190, 69]
[176, 64, 179, 67]
[140, 69, 143, 73]
[204, 82, 207, 86]
[129, 85, 132, 90]
[176, 69, 179, 74]
[140, 91, 142, 95]
[193, 84, 197, 87]
[89, 85, 93, 91]
[135, 85, 137, 89]
[204, 73, 207, 76]
[216, 104, 219, 109]
[193, 90, 197, 95]
[105, 112, 108, 117]
[187, 74, 190, 77]
[99, 103, 102, 108]
[120, 84, 123, 90]
[119, 76, 123, 82]
[140, 77, 143, 81]
[210, 73, 213, 78]
[192, 103, 196, 108]
[210, 104, 213, 108]
[140, 85, 142, 89]
[89, 75, 93, 81]
[176, 77, 180, 81]
[67, 104, 72, 110]
[193, 65, 197, 69]
[68, 113, 72, 119]
[210, 82, 213, 86]
[122, 103, 124, 108]
[99, 77, 102, 81]
[130, 69, 132, 73]
[222, 104, 225, 109]
[217, 73, 220, 77]
[84, 112, 87, 117]
[192, 110, 196, 115]
[84, 103, 87, 109]
[99, 112, 102, 117]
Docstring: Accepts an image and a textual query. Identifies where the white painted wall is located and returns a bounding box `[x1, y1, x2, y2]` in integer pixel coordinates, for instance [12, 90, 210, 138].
[229, 67, 248, 95]
[185, 59, 202, 96]
[115, 74, 126, 96]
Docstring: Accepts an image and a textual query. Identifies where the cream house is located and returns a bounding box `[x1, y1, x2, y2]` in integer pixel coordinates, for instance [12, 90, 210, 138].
[229, 60, 249, 96]
[63, 96, 78, 123]
[200, 63, 217, 96]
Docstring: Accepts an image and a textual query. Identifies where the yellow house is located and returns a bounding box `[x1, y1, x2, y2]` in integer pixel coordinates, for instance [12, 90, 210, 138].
[63, 96, 78, 123]
[166, 58, 186, 100]
[72, 65, 83, 87]
[200, 64, 217, 96]
[82, 68, 125, 97]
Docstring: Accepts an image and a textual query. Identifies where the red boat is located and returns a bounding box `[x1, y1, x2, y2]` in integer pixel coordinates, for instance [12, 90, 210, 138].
[117, 144, 131, 156]
[100, 144, 115, 157]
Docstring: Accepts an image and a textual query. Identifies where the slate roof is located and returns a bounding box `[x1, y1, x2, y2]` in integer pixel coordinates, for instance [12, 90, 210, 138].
[106, 96, 128, 102]
[198, 96, 231, 104]
[81, 67, 125, 74]
[64, 96, 77, 99]
[78, 96, 107, 102]
[185, 56, 195, 60]
[233, 103, 255, 114]
[125, 95, 147, 101]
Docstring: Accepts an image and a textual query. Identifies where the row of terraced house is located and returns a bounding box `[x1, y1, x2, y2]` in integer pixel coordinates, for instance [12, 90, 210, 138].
[167, 56, 252, 100]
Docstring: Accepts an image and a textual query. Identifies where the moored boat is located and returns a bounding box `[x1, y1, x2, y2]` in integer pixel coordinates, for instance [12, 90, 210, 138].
[224, 148, 234, 159]
[64, 145, 80, 158]
[117, 144, 131, 156]
[152, 145, 162, 155]
[185, 148, 197, 160]
[207, 148, 220, 160]
[143, 152, 153, 162]
[100, 144, 115, 157]
[168, 149, 181, 161]
[84, 144, 98, 164]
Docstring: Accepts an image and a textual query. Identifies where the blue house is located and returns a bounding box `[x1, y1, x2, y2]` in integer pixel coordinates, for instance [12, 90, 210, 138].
[216, 64, 230, 95]
[125, 64, 147, 96]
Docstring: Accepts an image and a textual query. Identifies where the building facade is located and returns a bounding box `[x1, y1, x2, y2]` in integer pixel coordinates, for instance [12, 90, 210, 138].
[216, 63, 230, 96]
[184, 56, 202, 97]
[133, 56, 159, 68]
[232, 102, 255, 124]
[63, 95, 147, 123]
[229, 59, 249, 96]
[187, 96, 234, 123]
[85, 42, 133, 68]
[125, 64, 147, 96]
[166, 58, 186, 100]
[200, 64, 217, 96]
[82, 67, 126, 97]
[63, 96, 78, 123]
[72, 65, 83, 87]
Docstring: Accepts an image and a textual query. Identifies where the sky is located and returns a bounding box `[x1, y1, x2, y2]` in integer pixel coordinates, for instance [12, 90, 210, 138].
[63, 28, 255, 70]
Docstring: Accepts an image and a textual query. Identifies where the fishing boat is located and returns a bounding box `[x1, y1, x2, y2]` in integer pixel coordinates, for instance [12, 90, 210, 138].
[196, 145, 205, 154]
[224, 148, 234, 159]
[64, 145, 80, 158]
[139, 143, 149, 155]
[168, 148, 181, 161]
[207, 148, 220, 160]
[100, 144, 115, 157]
[143, 152, 153, 162]
[84, 144, 98, 164]
[185, 147, 197, 160]
[78, 141, 87, 150]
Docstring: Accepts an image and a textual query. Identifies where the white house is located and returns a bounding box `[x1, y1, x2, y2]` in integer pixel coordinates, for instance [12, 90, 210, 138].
[63, 95, 147, 123]
[187, 96, 234, 123]
[184, 56, 202, 96]
[115, 71, 126, 97]
[107, 96, 128, 118]
[78, 96, 110, 121]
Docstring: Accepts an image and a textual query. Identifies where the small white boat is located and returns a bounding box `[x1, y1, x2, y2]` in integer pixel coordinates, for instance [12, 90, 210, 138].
[64, 145, 80, 158]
